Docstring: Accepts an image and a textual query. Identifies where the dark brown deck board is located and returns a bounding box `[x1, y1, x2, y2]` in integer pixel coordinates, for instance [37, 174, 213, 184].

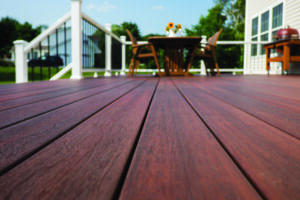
[0, 79, 157, 199]
[0, 80, 144, 173]
[0, 79, 79, 101]
[0, 78, 130, 111]
[120, 79, 261, 199]
[199, 77, 300, 113]
[0, 76, 299, 200]
[174, 79, 300, 200]
[223, 76, 300, 100]
[0, 79, 131, 128]
[184, 78, 300, 139]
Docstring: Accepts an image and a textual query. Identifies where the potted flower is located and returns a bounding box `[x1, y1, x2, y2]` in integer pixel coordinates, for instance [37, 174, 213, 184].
[165, 22, 182, 37]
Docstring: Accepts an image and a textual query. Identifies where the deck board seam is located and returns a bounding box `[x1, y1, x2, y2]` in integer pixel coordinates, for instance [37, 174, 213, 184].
[172, 79, 267, 200]
[0, 80, 134, 130]
[0, 80, 131, 112]
[0, 79, 148, 177]
[196, 86, 300, 140]
[112, 78, 160, 200]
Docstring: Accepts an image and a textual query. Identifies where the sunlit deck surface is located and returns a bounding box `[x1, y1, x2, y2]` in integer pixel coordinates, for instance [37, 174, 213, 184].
[0, 75, 299, 200]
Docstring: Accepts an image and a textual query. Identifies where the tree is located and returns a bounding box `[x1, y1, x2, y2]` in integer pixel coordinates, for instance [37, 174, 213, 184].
[0, 17, 19, 58]
[111, 22, 145, 67]
[112, 22, 142, 41]
[0, 17, 41, 58]
[185, 0, 245, 70]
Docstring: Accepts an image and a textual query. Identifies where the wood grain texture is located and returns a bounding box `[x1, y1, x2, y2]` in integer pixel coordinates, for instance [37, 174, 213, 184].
[0, 79, 77, 101]
[0, 78, 129, 111]
[184, 78, 300, 139]
[174, 79, 300, 200]
[0, 79, 157, 200]
[194, 77, 300, 113]
[120, 79, 261, 200]
[0, 79, 131, 128]
[0, 80, 144, 173]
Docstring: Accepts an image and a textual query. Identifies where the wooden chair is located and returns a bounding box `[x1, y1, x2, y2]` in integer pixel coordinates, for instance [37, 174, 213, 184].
[192, 29, 223, 76]
[126, 29, 160, 76]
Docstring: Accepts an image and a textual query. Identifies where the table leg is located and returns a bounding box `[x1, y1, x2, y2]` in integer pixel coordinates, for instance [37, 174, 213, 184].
[283, 45, 290, 73]
[266, 48, 270, 75]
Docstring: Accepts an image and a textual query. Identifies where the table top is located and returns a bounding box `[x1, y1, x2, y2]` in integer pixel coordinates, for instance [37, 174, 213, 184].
[148, 36, 202, 46]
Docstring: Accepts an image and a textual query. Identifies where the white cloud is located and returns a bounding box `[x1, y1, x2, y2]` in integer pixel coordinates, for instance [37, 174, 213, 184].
[86, 2, 117, 13]
[152, 5, 165, 10]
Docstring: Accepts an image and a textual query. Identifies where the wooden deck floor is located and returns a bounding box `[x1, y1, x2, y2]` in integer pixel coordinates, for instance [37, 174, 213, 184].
[0, 76, 299, 200]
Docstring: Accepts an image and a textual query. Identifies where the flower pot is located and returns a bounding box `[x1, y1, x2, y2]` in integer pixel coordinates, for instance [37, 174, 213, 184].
[168, 30, 176, 37]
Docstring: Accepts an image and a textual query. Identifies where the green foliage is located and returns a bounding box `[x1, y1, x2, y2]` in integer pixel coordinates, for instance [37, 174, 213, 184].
[112, 22, 146, 68]
[0, 59, 14, 67]
[112, 22, 142, 41]
[185, 0, 245, 69]
[0, 17, 41, 58]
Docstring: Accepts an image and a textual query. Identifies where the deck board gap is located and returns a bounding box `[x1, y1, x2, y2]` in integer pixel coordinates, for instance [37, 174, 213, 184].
[195, 86, 300, 140]
[0, 80, 135, 130]
[0, 80, 148, 176]
[0, 79, 131, 112]
[112, 78, 160, 200]
[172, 79, 267, 199]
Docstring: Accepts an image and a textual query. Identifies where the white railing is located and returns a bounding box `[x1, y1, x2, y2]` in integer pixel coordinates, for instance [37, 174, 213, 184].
[14, 0, 127, 83]
[14, 0, 281, 83]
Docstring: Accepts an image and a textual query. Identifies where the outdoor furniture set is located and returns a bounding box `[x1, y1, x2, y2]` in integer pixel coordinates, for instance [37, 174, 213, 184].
[126, 29, 222, 76]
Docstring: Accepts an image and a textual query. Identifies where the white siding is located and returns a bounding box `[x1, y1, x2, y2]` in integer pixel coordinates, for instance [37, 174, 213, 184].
[244, 0, 300, 74]
[285, 0, 300, 30]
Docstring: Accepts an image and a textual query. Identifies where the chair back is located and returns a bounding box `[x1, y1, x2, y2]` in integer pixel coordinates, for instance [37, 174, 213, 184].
[126, 29, 137, 46]
[207, 29, 223, 50]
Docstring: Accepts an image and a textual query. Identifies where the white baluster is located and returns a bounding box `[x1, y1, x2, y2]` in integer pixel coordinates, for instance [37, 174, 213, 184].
[120, 35, 126, 76]
[14, 40, 28, 83]
[104, 24, 112, 77]
[70, 0, 83, 80]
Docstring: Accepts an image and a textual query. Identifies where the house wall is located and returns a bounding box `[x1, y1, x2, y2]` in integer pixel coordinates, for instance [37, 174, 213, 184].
[285, 0, 300, 30]
[244, 0, 300, 75]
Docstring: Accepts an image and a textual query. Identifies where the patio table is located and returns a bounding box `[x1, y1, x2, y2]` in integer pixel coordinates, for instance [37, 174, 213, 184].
[264, 38, 300, 74]
[148, 37, 202, 76]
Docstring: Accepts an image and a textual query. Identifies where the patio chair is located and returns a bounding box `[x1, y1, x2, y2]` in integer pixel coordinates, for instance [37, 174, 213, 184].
[191, 29, 222, 76]
[126, 29, 160, 76]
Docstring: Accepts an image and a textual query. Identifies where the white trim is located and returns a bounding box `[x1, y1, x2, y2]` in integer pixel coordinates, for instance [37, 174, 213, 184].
[81, 12, 124, 44]
[50, 63, 72, 81]
[24, 12, 71, 53]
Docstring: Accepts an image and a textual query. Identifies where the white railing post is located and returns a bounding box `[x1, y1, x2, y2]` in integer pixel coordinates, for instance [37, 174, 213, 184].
[70, 0, 82, 80]
[120, 35, 126, 75]
[14, 40, 28, 83]
[200, 35, 207, 76]
[105, 24, 112, 77]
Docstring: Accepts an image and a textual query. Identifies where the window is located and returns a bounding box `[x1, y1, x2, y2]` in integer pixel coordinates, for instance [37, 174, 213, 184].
[260, 34, 268, 54]
[272, 3, 283, 29]
[252, 17, 258, 36]
[251, 37, 258, 56]
[251, 17, 258, 56]
[261, 11, 269, 33]
[249, 2, 283, 58]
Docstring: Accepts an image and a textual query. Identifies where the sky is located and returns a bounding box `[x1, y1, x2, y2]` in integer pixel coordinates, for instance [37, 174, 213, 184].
[0, 0, 214, 36]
